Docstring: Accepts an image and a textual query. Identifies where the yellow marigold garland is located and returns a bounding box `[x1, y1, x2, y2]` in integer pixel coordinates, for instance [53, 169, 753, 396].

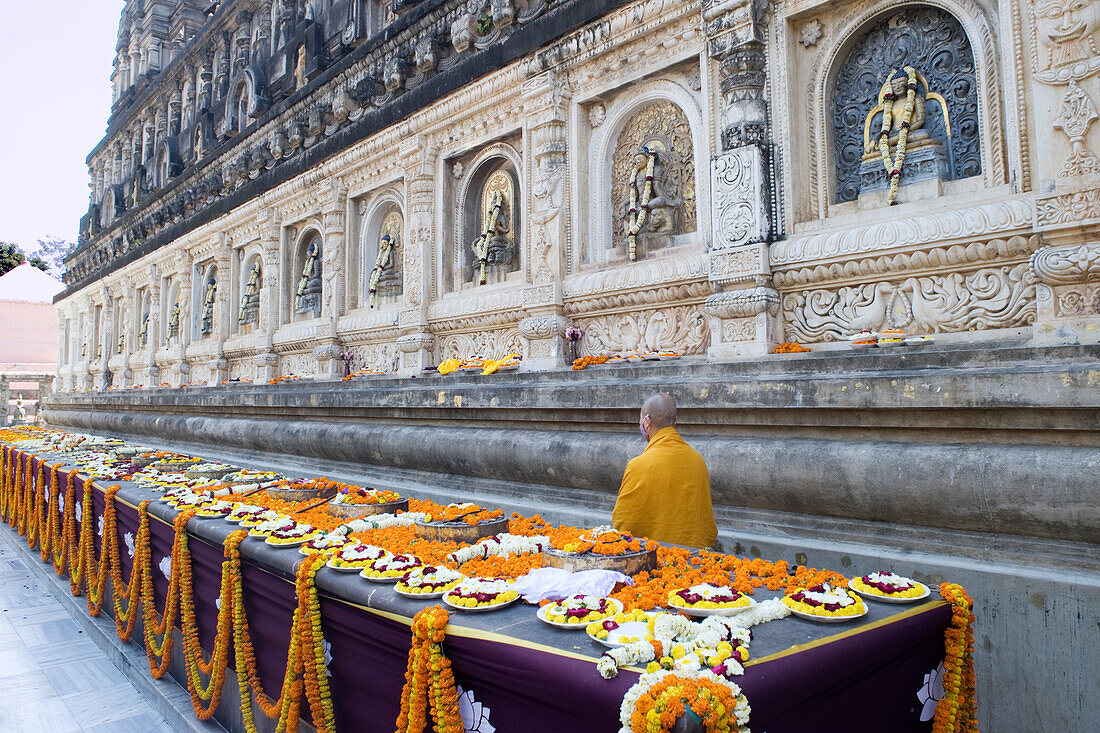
[396, 605, 463, 733]
[933, 583, 979, 733]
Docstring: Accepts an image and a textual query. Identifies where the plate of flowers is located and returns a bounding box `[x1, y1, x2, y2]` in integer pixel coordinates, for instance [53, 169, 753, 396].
[192, 500, 234, 519]
[442, 578, 520, 612]
[265, 523, 321, 547]
[667, 584, 755, 617]
[299, 533, 352, 556]
[538, 595, 623, 630]
[248, 516, 295, 537]
[584, 609, 652, 648]
[394, 565, 465, 599]
[359, 553, 423, 582]
[782, 583, 867, 622]
[849, 573, 929, 603]
[327, 543, 392, 572]
[226, 505, 271, 525]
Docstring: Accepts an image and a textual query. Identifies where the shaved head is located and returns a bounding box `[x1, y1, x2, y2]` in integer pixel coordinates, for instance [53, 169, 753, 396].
[641, 393, 677, 430]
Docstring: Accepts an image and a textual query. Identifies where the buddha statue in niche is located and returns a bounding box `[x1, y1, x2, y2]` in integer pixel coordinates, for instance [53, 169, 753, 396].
[858, 68, 950, 203]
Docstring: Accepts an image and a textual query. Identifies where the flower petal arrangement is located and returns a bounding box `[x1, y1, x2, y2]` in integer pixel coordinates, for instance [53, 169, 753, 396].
[850, 572, 928, 600]
[782, 583, 867, 619]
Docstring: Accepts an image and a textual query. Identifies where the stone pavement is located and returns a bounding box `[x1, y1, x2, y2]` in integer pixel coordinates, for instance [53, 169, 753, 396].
[0, 522, 178, 733]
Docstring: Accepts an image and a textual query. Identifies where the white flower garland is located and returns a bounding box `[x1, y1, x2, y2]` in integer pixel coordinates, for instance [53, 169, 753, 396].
[368, 234, 394, 308]
[446, 533, 548, 564]
[472, 191, 504, 285]
[625, 148, 657, 261]
[336, 511, 428, 534]
[878, 66, 918, 206]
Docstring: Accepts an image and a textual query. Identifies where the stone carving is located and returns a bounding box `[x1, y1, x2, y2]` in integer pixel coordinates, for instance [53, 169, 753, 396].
[1035, 188, 1100, 226]
[799, 20, 823, 48]
[370, 209, 403, 304]
[771, 199, 1034, 267]
[470, 169, 516, 283]
[713, 40, 767, 150]
[611, 102, 696, 252]
[723, 319, 756, 342]
[588, 103, 606, 129]
[296, 240, 322, 315]
[783, 264, 1036, 341]
[774, 236, 1041, 289]
[711, 147, 767, 249]
[518, 315, 568, 340]
[531, 161, 563, 283]
[577, 306, 710, 355]
[832, 7, 981, 203]
[438, 328, 522, 360]
[1055, 285, 1100, 317]
[1030, 243, 1100, 286]
[1054, 81, 1100, 176]
[705, 287, 780, 320]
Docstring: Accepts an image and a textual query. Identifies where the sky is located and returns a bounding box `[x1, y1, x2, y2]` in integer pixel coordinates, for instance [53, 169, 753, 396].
[0, 1, 125, 255]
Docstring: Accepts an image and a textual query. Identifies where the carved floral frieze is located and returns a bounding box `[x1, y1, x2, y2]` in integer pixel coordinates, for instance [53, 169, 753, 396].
[576, 305, 710, 355]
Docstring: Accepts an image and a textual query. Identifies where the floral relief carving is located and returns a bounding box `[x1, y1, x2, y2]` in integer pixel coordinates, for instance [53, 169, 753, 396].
[1056, 284, 1100, 317]
[438, 328, 522, 359]
[1035, 188, 1100, 227]
[1030, 243, 1100, 285]
[722, 318, 757, 342]
[576, 306, 710, 355]
[783, 264, 1036, 342]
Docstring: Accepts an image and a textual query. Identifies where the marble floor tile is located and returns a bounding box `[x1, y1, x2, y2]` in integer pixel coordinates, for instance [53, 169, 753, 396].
[40, 657, 130, 696]
[0, 644, 40, 673]
[0, 695, 82, 732]
[14, 616, 88, 648]
[31, 639, 105, 667]
[61, 683, 152, 727]
[5, 604, 73, 626]
[0, 669, 60, 705]
[83, 710, 176, 733]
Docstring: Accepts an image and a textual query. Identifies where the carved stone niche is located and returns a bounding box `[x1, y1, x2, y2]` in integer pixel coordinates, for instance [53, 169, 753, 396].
[364, 203, 403, 307]
[1030, 241, 1100, 346]
[610, 101, 697, 261]
[449, 143, 523, 292]
[831, 6, 981, 206]
[293, 231, 323, 319]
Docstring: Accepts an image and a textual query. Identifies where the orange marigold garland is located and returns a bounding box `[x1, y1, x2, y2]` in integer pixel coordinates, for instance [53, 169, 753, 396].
[620, 670, 751, 733]
[933, 583, 979, 733]
[396, 605, 463, 733]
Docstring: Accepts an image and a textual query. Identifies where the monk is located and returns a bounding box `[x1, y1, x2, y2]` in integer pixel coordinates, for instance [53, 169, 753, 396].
[611, 393, 717, 549]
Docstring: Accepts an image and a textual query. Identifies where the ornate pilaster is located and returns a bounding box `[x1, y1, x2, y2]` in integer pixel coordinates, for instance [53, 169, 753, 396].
[258, 207, 281, 338]
[0, 379, 9, 426]
[518, 315, 569, 371]
[1030, 237, 1100, 345]
[253, 352, 279, 383]
[704, 283, 781, 360]
[397, 136, 437, 374]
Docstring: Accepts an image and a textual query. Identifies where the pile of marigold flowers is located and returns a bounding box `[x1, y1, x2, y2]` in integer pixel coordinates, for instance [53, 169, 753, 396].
[572, 354, 611, 370]
[268, 375, 301, 384]
[773, 342, 811, 354]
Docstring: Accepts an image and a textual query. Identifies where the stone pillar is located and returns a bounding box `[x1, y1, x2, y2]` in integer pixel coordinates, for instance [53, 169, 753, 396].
[0, 378, 9, 426]
[705, 4, 780, 359]
[397, 137, 437, 375]
[518, 315, 569, 371]
[253, 353, 278, 383]
[314, 179, 347, 379]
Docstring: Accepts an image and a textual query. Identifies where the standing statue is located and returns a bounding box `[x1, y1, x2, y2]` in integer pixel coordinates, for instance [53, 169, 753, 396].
[471, 190, 511, 285]
[14, 394, 26, 424]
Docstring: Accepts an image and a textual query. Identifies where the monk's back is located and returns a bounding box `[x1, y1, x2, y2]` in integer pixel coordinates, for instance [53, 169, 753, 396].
[612, 427, 717, 549]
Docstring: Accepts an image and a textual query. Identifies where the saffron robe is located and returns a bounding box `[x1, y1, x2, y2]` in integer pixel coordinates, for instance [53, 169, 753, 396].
[611, 427, 717, 549]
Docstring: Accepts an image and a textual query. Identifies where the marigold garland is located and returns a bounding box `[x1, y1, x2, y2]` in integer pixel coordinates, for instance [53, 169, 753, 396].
[396, 605, 463, 733]
[933, 583, 979, 733]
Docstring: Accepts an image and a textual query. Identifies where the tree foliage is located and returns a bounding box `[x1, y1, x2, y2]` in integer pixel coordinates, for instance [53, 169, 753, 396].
[0, 242, 26, 276]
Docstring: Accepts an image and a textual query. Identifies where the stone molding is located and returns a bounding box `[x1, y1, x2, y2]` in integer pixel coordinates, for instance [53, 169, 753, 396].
[771, 199, 1034, 267]
[1030, 243, 1100, 287]
[705, 286, 781, 319]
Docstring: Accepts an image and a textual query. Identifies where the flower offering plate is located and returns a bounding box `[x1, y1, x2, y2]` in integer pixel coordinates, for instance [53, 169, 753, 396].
[787, 606, 868, 623]
[848, 577, 930, 604]
[537, 598, 623, 630]
[442, 594, 518, 613]
[667, 596, 755, 618]
[586, 620, 649, 648]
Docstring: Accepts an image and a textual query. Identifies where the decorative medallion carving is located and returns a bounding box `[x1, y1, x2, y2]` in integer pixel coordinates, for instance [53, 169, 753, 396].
[711, 147, 768, 250]
[831, 7, 981, 203]
[1030, 243, 1100, 286]
[611, 102, 696, 252]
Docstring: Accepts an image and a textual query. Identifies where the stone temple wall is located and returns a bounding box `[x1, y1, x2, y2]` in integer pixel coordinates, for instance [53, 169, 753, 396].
[54, 0, 1100, 391]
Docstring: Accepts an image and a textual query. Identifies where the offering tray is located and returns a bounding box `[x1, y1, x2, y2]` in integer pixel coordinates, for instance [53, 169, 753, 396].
[414, 515, 509, 543]
[328, 498, 410, 518]
[541, 546, 658, 575]
[185, 467, 237, 480]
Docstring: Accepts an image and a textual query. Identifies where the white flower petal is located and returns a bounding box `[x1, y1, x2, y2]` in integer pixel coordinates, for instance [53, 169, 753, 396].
[159, 556, 171, 579]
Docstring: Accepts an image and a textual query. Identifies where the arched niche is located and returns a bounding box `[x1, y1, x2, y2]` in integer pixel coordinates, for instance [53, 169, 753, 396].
[450, 145, 523, 292]
[291, 228, 323, 320]
[237, 250, 263, 333]
[587, 80, 705, 265]
[225, 67, 269, 136]
[359, 193, 404, 309]
[829, 5, 981, 204]
[197, 263, 219, 337]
